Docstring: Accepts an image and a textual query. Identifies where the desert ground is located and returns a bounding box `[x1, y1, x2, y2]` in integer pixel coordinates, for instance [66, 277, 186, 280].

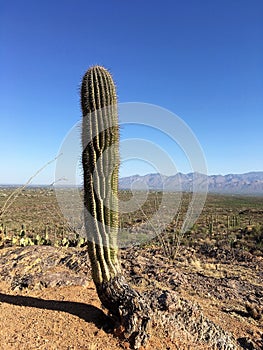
[0, 188, 262, 349]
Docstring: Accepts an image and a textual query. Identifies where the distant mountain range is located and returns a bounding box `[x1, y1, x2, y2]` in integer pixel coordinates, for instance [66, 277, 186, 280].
[119, 171, 263, 195]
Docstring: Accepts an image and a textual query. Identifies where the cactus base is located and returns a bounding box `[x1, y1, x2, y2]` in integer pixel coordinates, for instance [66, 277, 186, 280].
[96, 274, 152, 349]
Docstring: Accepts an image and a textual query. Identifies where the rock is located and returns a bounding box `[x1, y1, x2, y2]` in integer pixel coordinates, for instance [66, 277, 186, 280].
[0, 246, 91, 290]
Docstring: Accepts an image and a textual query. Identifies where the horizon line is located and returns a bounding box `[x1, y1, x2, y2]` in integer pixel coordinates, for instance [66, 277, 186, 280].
[0, 170, 262, 187]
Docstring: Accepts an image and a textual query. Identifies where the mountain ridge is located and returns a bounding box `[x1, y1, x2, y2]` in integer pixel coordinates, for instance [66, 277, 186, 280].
[119, 171, 263, 195]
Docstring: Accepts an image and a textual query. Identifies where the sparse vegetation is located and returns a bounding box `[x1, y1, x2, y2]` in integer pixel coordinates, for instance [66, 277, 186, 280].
[0, 187, 262, 256]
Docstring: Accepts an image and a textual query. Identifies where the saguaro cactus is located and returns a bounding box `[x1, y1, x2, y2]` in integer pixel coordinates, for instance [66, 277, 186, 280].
[81, 66, 151, 348]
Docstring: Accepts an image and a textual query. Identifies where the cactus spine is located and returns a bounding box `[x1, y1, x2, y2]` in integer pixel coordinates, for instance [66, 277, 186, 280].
[81, 66, 151, 349]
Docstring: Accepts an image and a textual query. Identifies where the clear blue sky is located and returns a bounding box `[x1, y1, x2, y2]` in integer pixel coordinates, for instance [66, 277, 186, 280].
[1, 0, 262, 184]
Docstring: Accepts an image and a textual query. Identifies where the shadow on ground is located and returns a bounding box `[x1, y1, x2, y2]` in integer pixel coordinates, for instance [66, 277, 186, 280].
[0, 292, 113, 330]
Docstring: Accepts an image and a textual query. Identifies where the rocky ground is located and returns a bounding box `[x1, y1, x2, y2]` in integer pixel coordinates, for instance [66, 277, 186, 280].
[0, 244, 262, 349]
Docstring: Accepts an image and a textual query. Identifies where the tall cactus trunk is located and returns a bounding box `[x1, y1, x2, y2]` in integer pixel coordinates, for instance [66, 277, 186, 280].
[81, 66, 151, 349]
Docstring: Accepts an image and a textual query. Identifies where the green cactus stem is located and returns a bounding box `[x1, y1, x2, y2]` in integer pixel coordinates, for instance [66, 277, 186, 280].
[81, 66, 151, 349]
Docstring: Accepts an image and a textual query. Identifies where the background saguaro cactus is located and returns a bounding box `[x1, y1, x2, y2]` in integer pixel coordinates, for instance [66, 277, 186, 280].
[81, 65, 151, 349]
